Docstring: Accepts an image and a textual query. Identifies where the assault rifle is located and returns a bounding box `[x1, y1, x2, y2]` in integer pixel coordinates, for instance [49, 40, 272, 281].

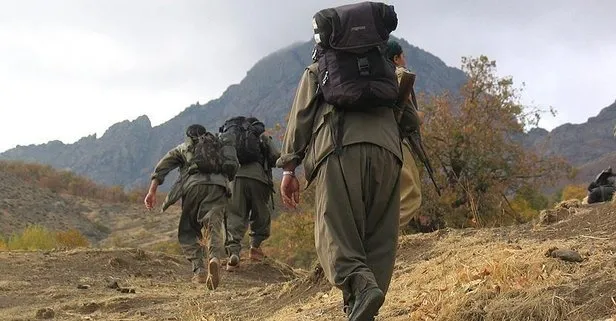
[396, 69, 442, 196]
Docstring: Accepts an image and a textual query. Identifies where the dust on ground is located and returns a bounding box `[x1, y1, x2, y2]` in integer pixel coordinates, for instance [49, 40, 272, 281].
[2, 201, 616, 321]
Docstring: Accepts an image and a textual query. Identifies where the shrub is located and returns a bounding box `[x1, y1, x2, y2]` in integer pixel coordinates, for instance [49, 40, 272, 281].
[55, 229, 90, 249]
[561, 184, 588, 201]
[417, 55, 572, 227]
[265, 212, 316, 269]
[8, 225, 57, 250]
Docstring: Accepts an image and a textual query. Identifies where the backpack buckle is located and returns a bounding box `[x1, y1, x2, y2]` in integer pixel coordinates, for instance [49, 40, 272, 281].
[357, 57, 370, 76]
[322, 71, 329, 85]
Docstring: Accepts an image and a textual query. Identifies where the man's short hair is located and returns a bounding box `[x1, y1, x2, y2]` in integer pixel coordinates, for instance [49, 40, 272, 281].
[186, 124, 207, 138]
[385, 40, 403, 62]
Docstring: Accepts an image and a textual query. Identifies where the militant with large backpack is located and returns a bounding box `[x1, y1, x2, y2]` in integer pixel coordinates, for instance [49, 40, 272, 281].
[311, 1, 399, 110]
[219, 116, 266, 165]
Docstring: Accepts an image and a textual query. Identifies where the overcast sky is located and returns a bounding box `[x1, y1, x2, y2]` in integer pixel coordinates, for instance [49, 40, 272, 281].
[1, 0, 615, 152]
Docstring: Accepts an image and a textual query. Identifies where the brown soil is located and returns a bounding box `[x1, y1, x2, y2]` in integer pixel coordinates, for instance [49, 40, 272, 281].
[0, 249, 307, 321]
[1, 202, 616, 320]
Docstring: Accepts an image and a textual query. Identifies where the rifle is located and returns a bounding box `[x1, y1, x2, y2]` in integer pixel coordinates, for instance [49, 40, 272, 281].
[396, 69, 442, 196]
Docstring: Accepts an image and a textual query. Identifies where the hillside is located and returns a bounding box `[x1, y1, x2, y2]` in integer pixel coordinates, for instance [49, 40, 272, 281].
[0, 161, 181, 249]
[0, 169, 109, 241]
[0, 37, 467, 189]
[1, 201, 615, 320]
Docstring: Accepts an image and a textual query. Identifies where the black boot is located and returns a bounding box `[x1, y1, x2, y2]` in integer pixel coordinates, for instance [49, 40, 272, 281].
[347, 287, 384, 321]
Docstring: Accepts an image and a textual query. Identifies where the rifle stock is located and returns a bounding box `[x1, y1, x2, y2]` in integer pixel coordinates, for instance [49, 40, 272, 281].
[396, 70, 416, 106]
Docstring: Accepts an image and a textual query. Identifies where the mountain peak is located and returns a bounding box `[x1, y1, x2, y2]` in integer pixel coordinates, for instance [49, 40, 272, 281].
[1, 39, 468, 189]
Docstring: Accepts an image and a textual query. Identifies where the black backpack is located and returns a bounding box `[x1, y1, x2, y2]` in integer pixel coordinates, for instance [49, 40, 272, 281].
[219, 116, 265, 165]
[311, 1, 399, 110]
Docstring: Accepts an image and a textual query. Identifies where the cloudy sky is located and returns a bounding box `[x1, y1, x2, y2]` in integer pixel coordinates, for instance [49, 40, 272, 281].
[0, 0, 614, 152]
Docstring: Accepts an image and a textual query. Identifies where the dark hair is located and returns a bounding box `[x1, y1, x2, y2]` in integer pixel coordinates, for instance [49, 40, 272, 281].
[385, 40, 403, 62]
[186, 124, 206, 138]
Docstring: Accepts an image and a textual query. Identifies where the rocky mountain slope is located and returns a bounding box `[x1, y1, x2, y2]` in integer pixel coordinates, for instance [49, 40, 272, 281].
[525, 100, 616, 167]
[0, 37, 467, 189]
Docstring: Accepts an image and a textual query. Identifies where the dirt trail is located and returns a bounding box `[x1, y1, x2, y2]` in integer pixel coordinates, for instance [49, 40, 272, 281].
[2, 202, 616, 321]
[0, 248, 304, 321]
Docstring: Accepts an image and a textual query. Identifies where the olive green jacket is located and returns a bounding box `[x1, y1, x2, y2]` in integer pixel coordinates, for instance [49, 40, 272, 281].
[235, 134, 281, 188]
[150, 137, 229, 212]
[276, 63, 402, 184]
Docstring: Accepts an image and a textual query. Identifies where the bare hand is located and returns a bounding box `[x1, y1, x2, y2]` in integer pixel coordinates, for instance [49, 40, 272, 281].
[144, 192, 157, 210]
[417, 111, 425, 125]
[281, 175, 300, 209]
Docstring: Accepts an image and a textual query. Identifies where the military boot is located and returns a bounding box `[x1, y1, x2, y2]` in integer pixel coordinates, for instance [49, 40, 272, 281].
[347, 287, 384, 321]
[226, 253, 240, 271]
[249, 247, 265, 262]
[206, 257, 221, 290]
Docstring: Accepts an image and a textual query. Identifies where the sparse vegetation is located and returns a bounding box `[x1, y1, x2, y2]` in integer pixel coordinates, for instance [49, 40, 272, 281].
[55, 229, 90, 249]
[7, 225, 57, 251]
[5, 225, 90, 251]
[148, 240, 183, 256]
[0, 237, 7, 251]
[265, 212, 316, 269]
[92, 221, 112, 234]
[264, 177, 317, 269]
[0, 160, 165, 204]
[561, 184, 588, 201]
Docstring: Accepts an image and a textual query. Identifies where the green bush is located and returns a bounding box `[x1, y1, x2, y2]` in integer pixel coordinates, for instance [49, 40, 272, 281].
[8, 225, 57, 250]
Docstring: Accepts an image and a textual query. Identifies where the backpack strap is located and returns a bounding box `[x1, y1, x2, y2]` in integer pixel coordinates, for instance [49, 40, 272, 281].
[306, 63, 344, 155]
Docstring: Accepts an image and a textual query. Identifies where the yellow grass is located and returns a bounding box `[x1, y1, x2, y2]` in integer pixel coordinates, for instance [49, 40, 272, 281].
[8, 225, 57, 251]
[6, 225, 90, 251]
[55, 229, 90, 249]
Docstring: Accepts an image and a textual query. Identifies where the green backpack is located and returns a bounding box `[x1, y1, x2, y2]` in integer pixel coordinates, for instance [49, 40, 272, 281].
[189, 132, 239, 180]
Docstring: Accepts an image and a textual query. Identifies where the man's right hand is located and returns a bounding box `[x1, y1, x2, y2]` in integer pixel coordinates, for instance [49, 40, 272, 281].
[144, 192, 157, 210]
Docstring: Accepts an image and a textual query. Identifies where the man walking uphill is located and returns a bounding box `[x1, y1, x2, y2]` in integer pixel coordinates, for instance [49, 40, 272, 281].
[223, 116, 281, 271]
[144, 124, 238, 290]
[277, 2, 402, 320]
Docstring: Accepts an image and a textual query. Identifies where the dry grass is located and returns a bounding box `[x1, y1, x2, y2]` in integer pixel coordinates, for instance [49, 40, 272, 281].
[55, 229, 90, 249]
[2, 199, 615, 321]
[147, 240, 183, 256]
[260, 203, 616, 321]
[384, 235, 585, 320]
[7, 225, 57, 251]
[561, 184, 588, 202]
[6, 225, 91, 251]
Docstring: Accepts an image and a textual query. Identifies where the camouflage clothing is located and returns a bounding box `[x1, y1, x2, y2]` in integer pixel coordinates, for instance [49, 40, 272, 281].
[226, 134, 281, 255]
[277, 63, 402, 314]
[150, 137, 231, 271]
